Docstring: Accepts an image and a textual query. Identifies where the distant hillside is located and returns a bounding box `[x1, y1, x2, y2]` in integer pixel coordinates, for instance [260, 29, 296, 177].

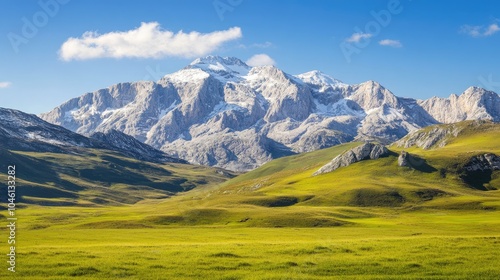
[138, 121, 500, 227]
[0, 148, 234, 206]
[0, 107, 234, 206]
[0, 107, 185, 164]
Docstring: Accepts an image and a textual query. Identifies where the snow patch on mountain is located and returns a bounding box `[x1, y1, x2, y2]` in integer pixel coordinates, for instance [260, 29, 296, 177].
[40, 56, 500, 171]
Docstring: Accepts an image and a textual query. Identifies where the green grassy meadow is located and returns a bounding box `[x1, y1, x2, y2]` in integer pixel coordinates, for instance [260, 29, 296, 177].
[2, 209, 499, 279]
[1, 121, 500, 279]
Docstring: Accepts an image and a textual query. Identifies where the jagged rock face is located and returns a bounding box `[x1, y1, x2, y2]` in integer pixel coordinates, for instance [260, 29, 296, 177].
[463, 154, 500, 172]
[395, 126, 461, 149]
[313, 143, 388, 175]
[394, 120, 490, 149]
[418, 87, 500, 123]
[40, 56, 500, 171]
[347, 81, 401, 110]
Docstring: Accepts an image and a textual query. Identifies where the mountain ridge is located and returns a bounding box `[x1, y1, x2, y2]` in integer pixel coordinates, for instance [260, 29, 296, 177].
[40, 56, 500, 171]
[0, 107, 184, 164]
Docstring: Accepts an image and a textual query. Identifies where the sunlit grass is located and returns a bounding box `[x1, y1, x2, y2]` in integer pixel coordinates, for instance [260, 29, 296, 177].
[1, 121, 499, 278]
[2, 208, 499, 279]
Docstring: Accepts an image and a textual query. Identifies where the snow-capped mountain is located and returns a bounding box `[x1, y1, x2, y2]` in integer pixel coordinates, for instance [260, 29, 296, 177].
[40, 56, 500, 171]
[418, 87, 500, 123]
[0, 107, 183, 164]
[1, 107, 98, 153]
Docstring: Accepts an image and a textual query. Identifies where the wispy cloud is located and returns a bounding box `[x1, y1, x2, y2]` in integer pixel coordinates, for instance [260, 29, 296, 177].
[485, 23, 500, 36]
[238, 41, 273, 49]
[246, 54, 276, 67]
[461, 23, 500, 37]
[248, 42, 273, 49]
[345, 32, 373, 43]
[379, 39, 402, 48]
[0, 82, 12, 88]
[59, 22, 243, 61]
[250, 42, 273, 48]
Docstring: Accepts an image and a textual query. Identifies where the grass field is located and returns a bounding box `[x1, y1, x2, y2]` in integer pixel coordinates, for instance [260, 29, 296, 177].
[1, 207, 499, 279]
[1, 121, 500, 279]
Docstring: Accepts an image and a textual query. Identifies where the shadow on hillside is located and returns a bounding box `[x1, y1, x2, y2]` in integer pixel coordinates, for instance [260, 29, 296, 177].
[460, 170, 496, 191]
[403, 153, 437, 173]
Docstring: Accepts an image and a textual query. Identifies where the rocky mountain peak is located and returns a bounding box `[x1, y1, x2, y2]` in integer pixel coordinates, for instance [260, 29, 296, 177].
[418, 86, 500, 123]
[185, 55, 250, 78]
[39, 56, 500, 171]
[463, 86, 486, 95]
[295, 70, 345, 88]
[348, 81, 400, 110]
[189, 55, 248, 68]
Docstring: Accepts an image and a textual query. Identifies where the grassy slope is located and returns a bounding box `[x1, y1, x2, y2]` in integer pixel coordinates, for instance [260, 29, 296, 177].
[134, 121, 499, 228]
[0, 148, 232, 206]
[1, 121, 500, 279]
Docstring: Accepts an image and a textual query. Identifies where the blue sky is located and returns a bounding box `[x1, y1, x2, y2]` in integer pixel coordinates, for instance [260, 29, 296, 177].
[1, 0, 499, 114]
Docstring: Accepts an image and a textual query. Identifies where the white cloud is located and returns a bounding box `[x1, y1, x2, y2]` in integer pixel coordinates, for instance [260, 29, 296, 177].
[485, 23, 500, 36]
[246, 54, 276, 67]
[461, 23, 500, 37]
[59, 22, 243, 61]
[379, 39, 402, 48]
[346, 32, 373, 43]
[0, 82, 12, 88]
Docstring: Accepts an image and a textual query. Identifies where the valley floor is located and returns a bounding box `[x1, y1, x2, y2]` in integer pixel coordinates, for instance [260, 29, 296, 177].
[2, 122, 500, 279]
[2, 207, 499, 279]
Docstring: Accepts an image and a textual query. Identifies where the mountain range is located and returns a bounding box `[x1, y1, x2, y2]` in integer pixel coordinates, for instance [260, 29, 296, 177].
[39, 56, 500, 171]
[0, 107, 235, 205]
[0, 108, 184, 164]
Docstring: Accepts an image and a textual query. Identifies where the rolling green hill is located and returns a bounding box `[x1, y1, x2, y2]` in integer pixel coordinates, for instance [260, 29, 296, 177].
[133, 120, 500, 228]
[3, 120, 498, 224]
[0, 148, 234, 206]
[2, 121, 500, 279]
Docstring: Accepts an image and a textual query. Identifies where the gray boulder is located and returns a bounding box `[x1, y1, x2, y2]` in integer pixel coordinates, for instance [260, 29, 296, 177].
[313, 143, 388, 175]
[398, 151, 410, 167]
[463, 153, 500, 172]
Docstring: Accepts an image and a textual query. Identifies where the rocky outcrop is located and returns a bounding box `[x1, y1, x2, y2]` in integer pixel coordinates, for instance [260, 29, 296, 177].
[398, 151, 411, 167]
[460, 153, 500, 191]
[463, 154, 500, 172]
[395, 125, 460, 149]
[313, 143, 388, 175]
[397, 151, 434, 172]
[394, 121, 490, 149]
